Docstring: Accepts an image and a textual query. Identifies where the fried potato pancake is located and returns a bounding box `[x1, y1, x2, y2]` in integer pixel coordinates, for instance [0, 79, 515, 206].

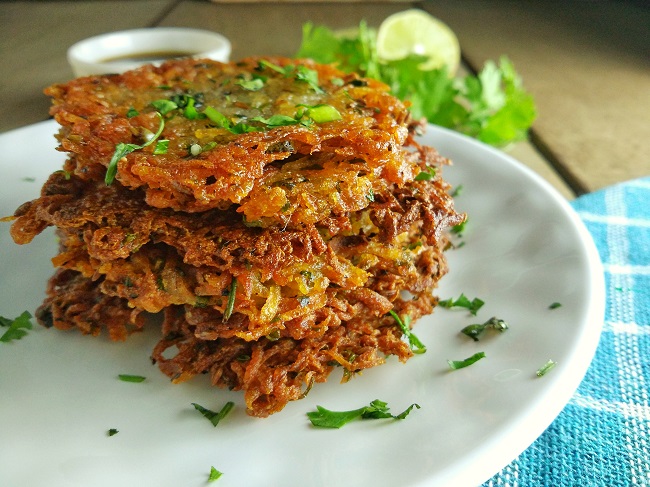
[9, 57, 464, 417]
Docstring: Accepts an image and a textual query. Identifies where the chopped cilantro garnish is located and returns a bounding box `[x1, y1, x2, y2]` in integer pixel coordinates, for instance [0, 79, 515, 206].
[191, 401, 235, 427]
[236, 77, 265, 91]
[153, 139, 169, 155]
[222, 278, 237, 322]
[251, 114, 303, 127]
[118, 374, 146, 383]
[448, 351, 486, 370]
[107, 428, 119, 437]
[0, 311, 33, 343]
[388, 310, 426, 354]
[414, 166, 436, 181]
[438, 293, 484, 315]
[450, 184, 463, 197]
[536, 359, 557, 377]
[150, 99, 178, 115]
[105, 112, 165, 185]
[549, 302, 562, 310]
[307, 399, 420, 428]
[126, 107, 139, 118]
[294, 65, 324, 93]
[208, 466, 223, 482]
[450, 217, 468, 236]
[461, 316, 509, 341]
[301, 103, 342, 123]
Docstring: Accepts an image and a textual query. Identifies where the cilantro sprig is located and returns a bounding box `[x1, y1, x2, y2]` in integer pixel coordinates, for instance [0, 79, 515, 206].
[296, 22, 536, 146]
[307, 399, 420, 428]
[0, 311, 33, 343]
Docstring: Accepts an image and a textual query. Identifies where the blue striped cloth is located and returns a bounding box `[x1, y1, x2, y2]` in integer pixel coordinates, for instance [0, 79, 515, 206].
[482, 176, 650, 486]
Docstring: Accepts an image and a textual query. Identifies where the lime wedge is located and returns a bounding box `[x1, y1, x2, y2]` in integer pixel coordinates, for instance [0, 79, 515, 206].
[376, 9, 461, 73]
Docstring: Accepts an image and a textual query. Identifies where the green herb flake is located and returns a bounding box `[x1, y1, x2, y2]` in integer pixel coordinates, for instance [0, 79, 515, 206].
[107, 428, 119, 437]
[191, 401, 235, 427]
[296, 23, 535, 147]
[388, 310, 426, 354]
[438, 293, 484, 316]
[295, 65, 324, 93]
[105, 112, 165, 185]
[153, 139, 169, 155]
[448, 351, 486, 370]
[549, 302, 562, 310]
[0, 311, 33, 343]
[251, 114, 301, 128]
[461, 316, 509, 341]
[118, 374, 146, 383]
[150, 99, 178, 115]
[126, 107, 139, 118]
[208, 466, 223, 482]
[450, 218, 468, 236]
[307, 399, 420, 428]
[236, 77, 265, 91]
[414, 166, 436, 181]
[304, 104, 342, 123]
[536, 359, 557, 377]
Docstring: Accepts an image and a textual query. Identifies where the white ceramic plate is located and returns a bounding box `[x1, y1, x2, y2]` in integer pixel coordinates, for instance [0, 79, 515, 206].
[0, 121, 604, 487]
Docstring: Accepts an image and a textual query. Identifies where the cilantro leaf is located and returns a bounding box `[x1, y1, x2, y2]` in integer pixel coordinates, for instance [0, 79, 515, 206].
[307, 399, 420, 428]
[118, 374, 146, 383]
[191, 401, 235, 427]
[208, 466, 223, 482]
[438, 293, 484, 315]
[0, 311, 33, 343]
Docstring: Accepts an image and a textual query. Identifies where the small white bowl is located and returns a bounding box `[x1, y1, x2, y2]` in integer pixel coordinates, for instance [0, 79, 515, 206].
[67, 27, 231, 77]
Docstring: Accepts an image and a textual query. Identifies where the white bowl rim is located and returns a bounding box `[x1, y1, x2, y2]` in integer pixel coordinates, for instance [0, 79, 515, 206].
[67, 27, 231, 76]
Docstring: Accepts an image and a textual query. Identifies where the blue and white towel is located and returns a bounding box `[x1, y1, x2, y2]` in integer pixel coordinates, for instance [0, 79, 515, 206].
[483, 177, 650, 486]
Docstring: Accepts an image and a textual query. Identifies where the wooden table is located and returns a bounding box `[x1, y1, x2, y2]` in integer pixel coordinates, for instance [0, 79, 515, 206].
[1, 1, 649, 200]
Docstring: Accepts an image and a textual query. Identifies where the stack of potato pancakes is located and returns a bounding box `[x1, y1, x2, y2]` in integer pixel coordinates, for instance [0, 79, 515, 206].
[8, 57, 463, 417]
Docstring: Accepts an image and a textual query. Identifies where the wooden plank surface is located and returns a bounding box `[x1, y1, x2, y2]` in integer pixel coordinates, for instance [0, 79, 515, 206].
[0, 0, 176, 133]
[421, 0, 650, 194]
